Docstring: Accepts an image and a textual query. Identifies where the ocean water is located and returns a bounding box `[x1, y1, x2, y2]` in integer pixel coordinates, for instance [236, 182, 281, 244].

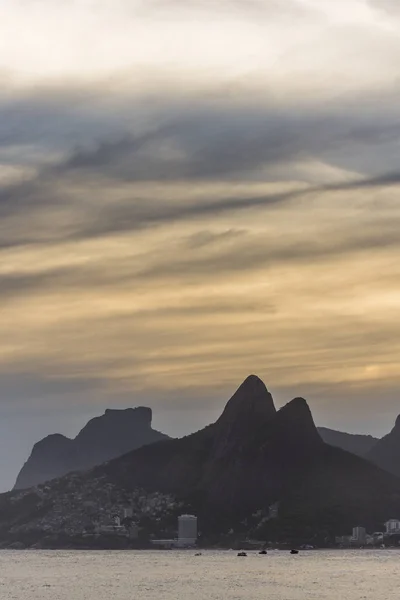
[0, 549, 399, 600]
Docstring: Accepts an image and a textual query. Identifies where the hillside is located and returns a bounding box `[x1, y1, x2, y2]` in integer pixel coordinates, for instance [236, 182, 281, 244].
[318, 427, 378, 457]
[367, 415, 400, 477]
[2, 375, 400, 547]
[14, 407, 170, 490]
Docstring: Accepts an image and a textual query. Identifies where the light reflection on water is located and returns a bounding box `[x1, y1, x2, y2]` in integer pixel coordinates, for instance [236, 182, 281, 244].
[0, 549, 399, 600]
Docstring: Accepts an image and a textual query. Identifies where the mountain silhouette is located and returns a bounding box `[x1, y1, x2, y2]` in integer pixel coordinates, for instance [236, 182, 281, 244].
[3, 375, 400, 546]
[318, 427, 378, 457]
[367, 415, 400, 477]
[93, 377, 400, 534]
[14, 407, 170, 490]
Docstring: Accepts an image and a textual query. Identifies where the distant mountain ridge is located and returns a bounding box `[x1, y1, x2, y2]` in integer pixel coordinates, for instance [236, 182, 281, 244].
[317, 427, 378, 457]
[4, 375, 400, 548]
[367, 415, 400, 478]
[14, 407, 170, 490]
[318, 421, 400, 478]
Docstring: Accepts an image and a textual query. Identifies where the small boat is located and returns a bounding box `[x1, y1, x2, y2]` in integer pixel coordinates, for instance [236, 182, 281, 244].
[259, 550, 267, 555]
[290, 549, 299, 555]
[237, 551, 247, 557]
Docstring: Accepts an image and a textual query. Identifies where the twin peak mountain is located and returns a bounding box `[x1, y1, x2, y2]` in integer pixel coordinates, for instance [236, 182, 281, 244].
[7, 375, 400, 535]
[12, 375, 400, 537]
[15, 375, 319, 490]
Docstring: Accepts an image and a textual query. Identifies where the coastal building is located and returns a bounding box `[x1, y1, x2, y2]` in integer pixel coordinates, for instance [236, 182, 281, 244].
[352, 526, 366, 544]
[123, 507, 133, 519]
[151, 514, 198, 548]
[335, 535, 352, 546]
[113, 515, 121, 527]
[384, 519, 400, 534]
[178, 514, 198, 546]
[127, 522, 139, 539]
[365, 534, 375, 546]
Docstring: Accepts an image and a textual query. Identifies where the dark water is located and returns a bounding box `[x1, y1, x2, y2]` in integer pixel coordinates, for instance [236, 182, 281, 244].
[1, 549, 398, 599]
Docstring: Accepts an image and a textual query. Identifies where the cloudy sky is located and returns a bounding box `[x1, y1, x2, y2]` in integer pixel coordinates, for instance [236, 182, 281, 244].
[0, 0, 400, 491]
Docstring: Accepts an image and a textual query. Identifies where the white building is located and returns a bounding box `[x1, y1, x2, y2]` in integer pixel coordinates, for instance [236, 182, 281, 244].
[352, 526, 366, 544]
[123, 507, 133, 519]
[178, 514, 197, 546]
[113, 515, 121, 527]
[385, 519, 400, 534]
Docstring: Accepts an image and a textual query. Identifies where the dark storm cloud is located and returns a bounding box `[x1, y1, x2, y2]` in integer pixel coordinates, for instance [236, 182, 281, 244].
[2, 75, 398, 174]
[1, 81, 400, 252]
[53, 101, 336, 180]
[59, 109, 400, 183]
[0, 78, 398, 175]
[0, 85, 144, 159]
[1, 87, 317, 224]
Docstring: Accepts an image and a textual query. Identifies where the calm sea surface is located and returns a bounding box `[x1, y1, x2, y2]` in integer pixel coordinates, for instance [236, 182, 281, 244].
[1, 549, 399, 600]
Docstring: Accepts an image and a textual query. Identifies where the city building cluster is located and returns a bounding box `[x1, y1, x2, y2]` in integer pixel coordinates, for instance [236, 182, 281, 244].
[336, 519, 400, 547]
[5, 469, 400, 549]
[151, 514, 198, 548]
[6, 472, 188, 544]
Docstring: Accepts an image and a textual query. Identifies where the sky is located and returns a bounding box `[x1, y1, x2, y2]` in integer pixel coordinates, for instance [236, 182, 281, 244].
[0, 0, 400, 491]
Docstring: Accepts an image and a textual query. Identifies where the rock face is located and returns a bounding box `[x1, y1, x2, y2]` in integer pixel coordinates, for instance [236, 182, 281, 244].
[14, 407, 170, 490]
[216, 374, 276, 426]
[13, 434, 75, 491]
[318, 427, 378, 457]
[367, 415, 400, 477]
[212, 374, 276, 458]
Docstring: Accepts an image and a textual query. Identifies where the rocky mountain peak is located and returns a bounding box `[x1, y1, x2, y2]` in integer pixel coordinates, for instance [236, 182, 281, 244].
[367, 413, 400, 477]
[274, 397, 322, 448]
[104, 406, 152, 420]
[395, 414, 400, 430]
[13, 406, 169, 490]
[211, 375, 276, 458]
[83, 406, 153, 434]
[32, 433, 71, 452]
[217, 374, 276, 427]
